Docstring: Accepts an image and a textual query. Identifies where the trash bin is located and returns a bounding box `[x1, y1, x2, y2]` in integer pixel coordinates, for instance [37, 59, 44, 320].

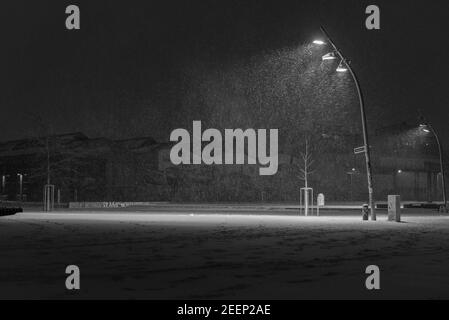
[362, 204, 369, 220]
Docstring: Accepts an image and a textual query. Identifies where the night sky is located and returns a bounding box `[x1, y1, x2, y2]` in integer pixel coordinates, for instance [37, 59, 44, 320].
[1, 0, 449, 145]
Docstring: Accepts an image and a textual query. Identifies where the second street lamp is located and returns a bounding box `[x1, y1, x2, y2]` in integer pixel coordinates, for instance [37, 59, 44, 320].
[336, 60, 348, 73]
[313, 26, 376, 220]
[419, 120, 447, 212]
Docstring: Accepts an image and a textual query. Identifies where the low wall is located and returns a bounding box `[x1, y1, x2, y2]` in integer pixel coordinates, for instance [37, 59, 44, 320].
[68, 201, 168, 209]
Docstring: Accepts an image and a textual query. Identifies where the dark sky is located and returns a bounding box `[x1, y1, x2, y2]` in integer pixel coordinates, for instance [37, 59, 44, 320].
[1, 0, 449, 144]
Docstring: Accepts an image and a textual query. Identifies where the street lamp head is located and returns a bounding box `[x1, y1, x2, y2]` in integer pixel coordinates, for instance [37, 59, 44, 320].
[419, 123, 430, 133]
[313, 40, 326, 45]
[322, 52, 336, 61]
[336, 61, 348, 72]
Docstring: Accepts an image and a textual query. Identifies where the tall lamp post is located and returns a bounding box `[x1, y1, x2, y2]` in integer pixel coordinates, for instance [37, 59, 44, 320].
[314, 26, 376, 220]
[419, 120, 447, 211]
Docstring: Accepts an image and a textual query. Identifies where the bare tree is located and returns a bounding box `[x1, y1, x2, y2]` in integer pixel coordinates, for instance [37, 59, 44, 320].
[298, 138, 315, 188]
[23, 113, 99, 202]
[293, 138, 317, 215]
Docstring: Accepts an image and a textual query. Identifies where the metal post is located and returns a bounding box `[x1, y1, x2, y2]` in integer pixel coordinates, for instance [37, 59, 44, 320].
[43, 184, 55, 212]
[320, 26, 376, 220]
[1, 175, 5, 194]
[18, 174, 23, 202]
[428, 124, 447, 211]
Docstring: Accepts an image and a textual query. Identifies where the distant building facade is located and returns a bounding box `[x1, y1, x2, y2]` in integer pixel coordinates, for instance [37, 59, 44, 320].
[0, 132, 171, 203]
[371, 122, 443, 202]
[0, 123, 444, 203]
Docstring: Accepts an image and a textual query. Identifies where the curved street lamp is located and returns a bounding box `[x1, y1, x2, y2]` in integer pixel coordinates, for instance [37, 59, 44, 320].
[419, 120, 447, 212]
[313, 26, 376, 220]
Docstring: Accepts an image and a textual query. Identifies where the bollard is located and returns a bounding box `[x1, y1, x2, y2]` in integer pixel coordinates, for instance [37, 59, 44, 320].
[388, 195, 401, 222]
[362, 204, 369, 221]
[317, 193, 325, 216]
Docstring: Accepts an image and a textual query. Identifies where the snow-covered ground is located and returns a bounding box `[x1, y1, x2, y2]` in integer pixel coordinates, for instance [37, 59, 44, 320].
[1, 210, 449, 299]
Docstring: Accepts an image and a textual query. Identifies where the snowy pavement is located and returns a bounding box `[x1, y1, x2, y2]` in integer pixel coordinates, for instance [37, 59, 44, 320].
[1, 210, 449, 299]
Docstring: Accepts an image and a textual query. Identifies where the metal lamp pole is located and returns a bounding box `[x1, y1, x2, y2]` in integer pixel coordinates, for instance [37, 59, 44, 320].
[421, 122, 447, 211]
[319, 26, 376, 220]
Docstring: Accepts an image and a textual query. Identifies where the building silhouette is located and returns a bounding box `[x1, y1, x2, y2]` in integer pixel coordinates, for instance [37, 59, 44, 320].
[0, 123, 444, 204]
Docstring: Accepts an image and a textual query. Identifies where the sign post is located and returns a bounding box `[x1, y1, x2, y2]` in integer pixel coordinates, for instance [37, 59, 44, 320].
[354, 146, 366, 155]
